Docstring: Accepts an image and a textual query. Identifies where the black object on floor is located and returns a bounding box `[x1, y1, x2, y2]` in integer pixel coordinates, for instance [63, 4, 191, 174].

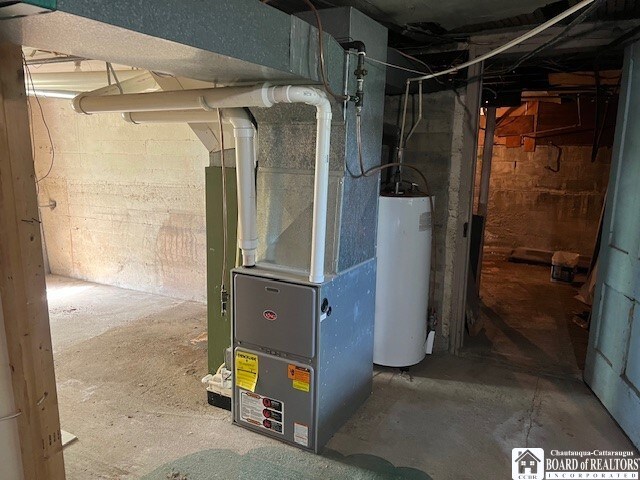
[207, 391, 231, 411]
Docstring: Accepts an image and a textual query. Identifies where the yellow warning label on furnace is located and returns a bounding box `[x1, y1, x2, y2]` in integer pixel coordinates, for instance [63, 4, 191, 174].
[288, 364, 310, 392]
[293, 379, 310, 392]
[235, 351, 258, 392]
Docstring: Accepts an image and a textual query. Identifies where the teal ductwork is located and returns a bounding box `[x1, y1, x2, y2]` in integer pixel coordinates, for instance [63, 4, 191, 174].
[0, 1, 54, 19]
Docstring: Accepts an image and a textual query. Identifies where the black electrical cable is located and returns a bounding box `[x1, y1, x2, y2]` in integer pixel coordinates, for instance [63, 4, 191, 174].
[263, 0, 348, 101]
[217, 108, 229, 315]
[354, 114, 438, 312]
[22, 54, 56, 187]
[498, 0, 606, 74]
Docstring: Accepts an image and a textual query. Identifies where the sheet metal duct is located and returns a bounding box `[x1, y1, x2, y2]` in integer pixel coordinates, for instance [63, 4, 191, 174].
[0, 0, 345, 88]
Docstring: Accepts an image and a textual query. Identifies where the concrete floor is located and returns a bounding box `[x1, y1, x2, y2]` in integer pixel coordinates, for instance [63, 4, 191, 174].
[465, 251, 590, 375]
[48, 274, 636, 480]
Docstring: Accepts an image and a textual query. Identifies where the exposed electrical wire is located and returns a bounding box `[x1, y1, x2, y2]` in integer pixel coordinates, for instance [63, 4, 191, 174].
[354, 112, 437, 307]
[393, 49, 445, 86]
[217, 108, 229, 315]
[22, 54, 56, 187]
[264, 0, 348, 101]
[0, 411, 21, 423]
[396, 0, 598, 155]
[507, 0, 605, 72]
[408, 0, 597, 84]
[106, 62, 124, 94]
[353, 52, 430, 76]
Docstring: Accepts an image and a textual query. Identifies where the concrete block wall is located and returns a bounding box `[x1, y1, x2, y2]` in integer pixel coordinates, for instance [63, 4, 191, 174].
[475, 144, 611, 256]
[31, 98, 209, 302]
[384, 90, 462, 352]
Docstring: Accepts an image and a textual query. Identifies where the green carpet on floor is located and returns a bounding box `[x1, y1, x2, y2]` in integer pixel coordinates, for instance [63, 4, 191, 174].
[141, 446, 432, 480]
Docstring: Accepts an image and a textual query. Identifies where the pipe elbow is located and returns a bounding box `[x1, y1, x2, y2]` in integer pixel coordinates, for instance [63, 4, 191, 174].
[71, 93, 89, 114]
[222, 108, 255, 135]
[267, 86, 331, 119]
[121, 112, 137, 124]
[340, 40, 366, 55]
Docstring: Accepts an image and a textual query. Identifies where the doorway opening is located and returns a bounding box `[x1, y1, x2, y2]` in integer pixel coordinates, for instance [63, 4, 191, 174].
[463, 74, 619, 376]
[23, 48, 225, 476]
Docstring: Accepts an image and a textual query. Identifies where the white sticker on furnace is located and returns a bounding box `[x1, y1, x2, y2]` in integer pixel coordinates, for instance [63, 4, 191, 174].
[239, 390, 285, 435]
[294, 422, 309, 447]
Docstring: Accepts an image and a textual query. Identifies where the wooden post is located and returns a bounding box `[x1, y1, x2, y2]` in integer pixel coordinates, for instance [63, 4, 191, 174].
[477, 107, 496, 218]
[474, 107, 496, 292]
[0, 42, 66, 479]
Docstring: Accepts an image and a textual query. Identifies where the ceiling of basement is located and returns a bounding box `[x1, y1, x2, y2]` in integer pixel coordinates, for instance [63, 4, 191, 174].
[314, 0, 553, 31]
[273, 0, 640, 40]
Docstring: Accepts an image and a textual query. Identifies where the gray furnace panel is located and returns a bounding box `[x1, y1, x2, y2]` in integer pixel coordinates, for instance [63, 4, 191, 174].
[234, 274, 316, 358]
[232, 260, 376, 453]
[233, 348, 315, 448]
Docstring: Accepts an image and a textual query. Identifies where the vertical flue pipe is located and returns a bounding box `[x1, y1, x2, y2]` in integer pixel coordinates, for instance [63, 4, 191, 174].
[267, 86, 332, 283]
[75, 83, 332, 283]
[223, 108, 258, 267]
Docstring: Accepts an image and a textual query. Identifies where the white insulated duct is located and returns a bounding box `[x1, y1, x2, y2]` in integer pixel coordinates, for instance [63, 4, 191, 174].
[74, 84, 331, 283]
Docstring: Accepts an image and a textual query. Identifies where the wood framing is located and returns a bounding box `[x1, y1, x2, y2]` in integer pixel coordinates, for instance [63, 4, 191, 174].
[0, 42, 66, 479]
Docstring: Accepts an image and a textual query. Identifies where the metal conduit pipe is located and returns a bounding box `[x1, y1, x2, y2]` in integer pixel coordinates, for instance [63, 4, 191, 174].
[76, 84, 331, 283]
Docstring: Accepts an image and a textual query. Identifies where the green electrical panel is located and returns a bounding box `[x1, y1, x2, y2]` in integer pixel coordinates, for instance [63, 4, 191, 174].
[206, 166, 238, 374]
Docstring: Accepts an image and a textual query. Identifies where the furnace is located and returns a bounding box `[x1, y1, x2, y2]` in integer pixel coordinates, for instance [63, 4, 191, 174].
[232, 262, 375, 452]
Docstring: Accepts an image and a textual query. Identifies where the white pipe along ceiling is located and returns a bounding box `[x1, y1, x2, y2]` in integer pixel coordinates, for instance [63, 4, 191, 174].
[72, 84, 332, 284]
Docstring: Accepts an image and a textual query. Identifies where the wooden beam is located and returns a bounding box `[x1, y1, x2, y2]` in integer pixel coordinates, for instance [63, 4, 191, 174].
[0, 42, 65, 479]
[548, 70, 622, 86]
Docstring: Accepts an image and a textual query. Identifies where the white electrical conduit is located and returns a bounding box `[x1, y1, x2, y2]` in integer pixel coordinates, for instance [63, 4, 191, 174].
[74, 84, 331, 283]
[399, 0, 597, 153]
[408, 0, 595, 83]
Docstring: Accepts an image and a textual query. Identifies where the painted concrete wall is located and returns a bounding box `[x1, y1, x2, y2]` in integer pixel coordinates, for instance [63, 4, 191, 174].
[31, 98, 209, 302]
[476, 145, 611, 256]
[384, 90, 465, 352]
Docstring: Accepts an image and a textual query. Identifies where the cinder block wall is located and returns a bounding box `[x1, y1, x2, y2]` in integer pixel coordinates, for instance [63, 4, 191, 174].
[31, 98, 209, 302]
[476, 145, 611, 256]
[384, 90, 463, 352]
